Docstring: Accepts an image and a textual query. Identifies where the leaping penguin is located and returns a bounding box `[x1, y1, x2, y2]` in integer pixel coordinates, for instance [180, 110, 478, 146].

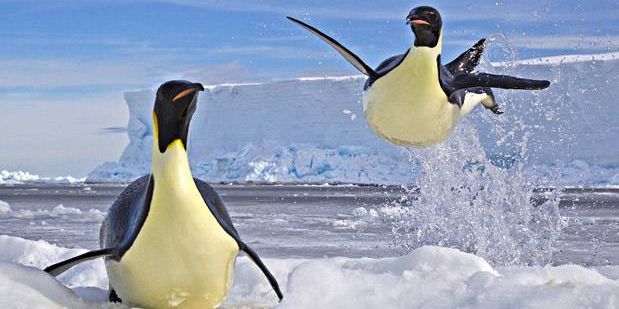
[44, 80, 283, 308]
[288, 6, 551, 147]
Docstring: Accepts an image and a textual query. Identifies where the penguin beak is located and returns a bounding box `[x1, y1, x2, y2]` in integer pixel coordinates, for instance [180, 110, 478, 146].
[153, 81, 204, 153]
[406, 17, 430, 26]
[411, 19, 430, 26]
[173, 88, 196, 102]
[173, 83, 205, 102]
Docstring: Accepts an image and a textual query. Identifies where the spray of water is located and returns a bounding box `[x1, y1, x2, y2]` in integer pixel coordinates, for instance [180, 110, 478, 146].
[382, 122, 564, 266]
[374, 37, 566, 266]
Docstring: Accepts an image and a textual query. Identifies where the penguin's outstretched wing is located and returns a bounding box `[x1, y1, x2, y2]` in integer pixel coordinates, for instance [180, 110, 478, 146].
[194, 179, 283, 301]
[452, 72, 550, 90]
[44, 248, 118, 276]
[446, 38, 486, 74]
[438, 55, 550, 114]
[45, 176, 153, 277]
[287, 16, 376, 77]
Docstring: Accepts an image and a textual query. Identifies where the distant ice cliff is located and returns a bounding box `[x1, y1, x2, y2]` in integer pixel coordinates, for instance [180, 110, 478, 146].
[88, 52, 619, 186]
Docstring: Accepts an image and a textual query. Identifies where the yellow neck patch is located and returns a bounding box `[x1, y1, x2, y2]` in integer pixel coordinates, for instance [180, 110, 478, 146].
[105, 129, 239, 308]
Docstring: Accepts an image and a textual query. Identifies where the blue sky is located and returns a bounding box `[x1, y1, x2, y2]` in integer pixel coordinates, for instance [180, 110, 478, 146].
[0, 0, 617, 176]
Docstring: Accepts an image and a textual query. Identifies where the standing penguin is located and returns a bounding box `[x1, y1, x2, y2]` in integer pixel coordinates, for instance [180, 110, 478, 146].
[45, 80, 283, 308]
[288, 6, 551, 147]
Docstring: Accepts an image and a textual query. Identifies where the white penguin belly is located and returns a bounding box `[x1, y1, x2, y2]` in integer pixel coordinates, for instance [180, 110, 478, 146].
[363, 47, 460, 147]
[106, 145, 239, 308]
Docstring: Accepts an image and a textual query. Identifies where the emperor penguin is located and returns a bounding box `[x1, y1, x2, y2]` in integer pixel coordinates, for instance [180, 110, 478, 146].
[44, 80, 283, 308]
[288, 6, 551, 147]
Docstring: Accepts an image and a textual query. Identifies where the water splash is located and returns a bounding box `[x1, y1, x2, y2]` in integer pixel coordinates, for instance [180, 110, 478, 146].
[373, 35, 567, 265]
[381, 122, 564, 266]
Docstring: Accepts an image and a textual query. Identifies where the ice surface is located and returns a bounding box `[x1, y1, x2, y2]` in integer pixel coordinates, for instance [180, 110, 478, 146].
[0, 200, 11, 214]
[0, 235, 617, 308]
[3, 204, 106, 220]
[0, 170, 41, 184]
[88, 52, 619, 186]
[0, 262, 95, 308]
[0, 170, 84, 184]
[493, 51, 619, 66]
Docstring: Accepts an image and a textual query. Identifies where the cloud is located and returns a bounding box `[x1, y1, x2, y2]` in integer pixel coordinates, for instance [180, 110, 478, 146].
[170, 61, 257, 84]
[148, 0, 403, 20]
[203, 45, 324, 60]
[99, 127, 127, 134]
[0, 58, 161, 88]
[147, 0, 619, 23]
[0, 90, 129, 176]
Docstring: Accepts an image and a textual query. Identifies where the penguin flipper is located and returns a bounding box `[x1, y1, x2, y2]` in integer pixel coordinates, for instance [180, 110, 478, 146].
[238, 241, 284, 301]
[193, 179, 282, 301]
[446, 38, 486, 74]
[287, 16, 375, 77]
[44, 248, 117, 277]
[194, 178, 238, 235]
[452, 72, 550, 91]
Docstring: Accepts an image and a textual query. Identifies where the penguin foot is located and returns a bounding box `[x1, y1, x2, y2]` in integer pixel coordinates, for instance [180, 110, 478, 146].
[108, 287, 122, 303]
[487, 105, 504, 115]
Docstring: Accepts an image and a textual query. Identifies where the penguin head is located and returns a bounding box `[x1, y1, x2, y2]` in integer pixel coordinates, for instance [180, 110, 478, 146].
[153, 80, 205, 153]
[406, 6, 442, 48]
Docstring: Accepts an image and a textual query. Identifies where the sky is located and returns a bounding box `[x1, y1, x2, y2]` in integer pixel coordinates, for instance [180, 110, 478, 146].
[0, 0, 617, 176]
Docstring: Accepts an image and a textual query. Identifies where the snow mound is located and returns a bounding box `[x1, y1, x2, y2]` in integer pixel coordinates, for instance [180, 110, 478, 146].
[0, 235, 108, 292]
[0, 200, 11, 214]
[0, 235, 617, 308]
[0, 262, 99, 308]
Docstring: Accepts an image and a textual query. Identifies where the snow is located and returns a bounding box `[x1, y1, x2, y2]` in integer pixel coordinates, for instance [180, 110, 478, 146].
[0, 170, 41, 184]
[0, 235, 617, 308]
[88, 52, 619, 186]
[0, 262, 95, 309]
[0, 200, 11, 214]
[0, 170, 85, 184]
[0, 203, 105, 220]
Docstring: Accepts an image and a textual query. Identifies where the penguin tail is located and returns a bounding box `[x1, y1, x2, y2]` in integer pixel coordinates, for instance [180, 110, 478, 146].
[287, 16, 376, 77]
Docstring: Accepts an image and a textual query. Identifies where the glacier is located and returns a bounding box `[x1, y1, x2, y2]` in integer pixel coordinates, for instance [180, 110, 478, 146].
[88, 52, 619, 186]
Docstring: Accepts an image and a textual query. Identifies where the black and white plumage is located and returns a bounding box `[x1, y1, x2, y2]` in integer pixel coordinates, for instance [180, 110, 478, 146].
[45, 81, 282, 307]
[288, 6, 550, 147]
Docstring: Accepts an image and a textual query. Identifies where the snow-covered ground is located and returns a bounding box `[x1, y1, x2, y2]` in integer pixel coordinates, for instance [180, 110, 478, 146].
[0, 235, 617, 308]
[1, 183, 618, 307]
[87, 52, 619, 186]
[1, 51, 617, 308]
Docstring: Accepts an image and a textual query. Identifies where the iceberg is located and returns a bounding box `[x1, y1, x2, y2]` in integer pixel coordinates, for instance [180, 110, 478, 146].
[88, 52, 619, 186]
[0, 170, 84, 185]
